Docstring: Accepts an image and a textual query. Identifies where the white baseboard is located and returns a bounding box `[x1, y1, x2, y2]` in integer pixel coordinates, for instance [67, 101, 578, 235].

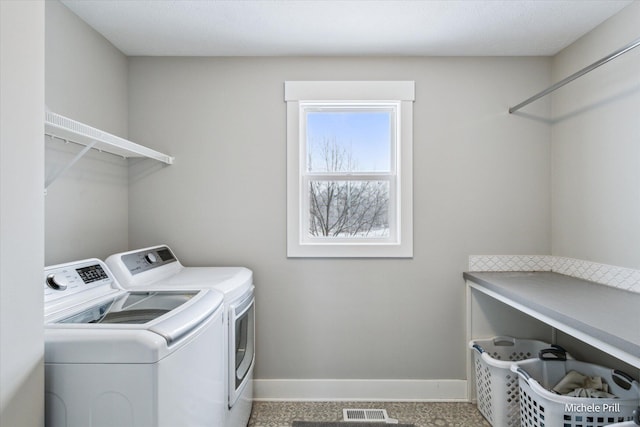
[253, 379, 468, 402]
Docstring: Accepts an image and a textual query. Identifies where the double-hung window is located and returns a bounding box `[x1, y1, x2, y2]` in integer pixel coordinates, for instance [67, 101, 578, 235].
[285, 81, 414, 257]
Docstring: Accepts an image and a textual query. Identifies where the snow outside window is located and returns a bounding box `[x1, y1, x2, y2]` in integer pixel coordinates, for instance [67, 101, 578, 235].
[285, 81, 414, 258]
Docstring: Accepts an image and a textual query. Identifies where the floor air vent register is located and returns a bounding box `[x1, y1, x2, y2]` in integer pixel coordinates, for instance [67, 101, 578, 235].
[342, 409, 398, 424]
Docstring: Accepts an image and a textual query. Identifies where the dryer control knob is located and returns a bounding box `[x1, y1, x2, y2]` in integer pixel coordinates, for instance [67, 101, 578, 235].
[145, 253, 158, 264]
[46, 274, 68, 291]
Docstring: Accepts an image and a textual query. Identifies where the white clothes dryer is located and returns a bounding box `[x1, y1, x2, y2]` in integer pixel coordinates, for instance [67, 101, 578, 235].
[106, 245, 255, 427]
[44, 259, 226, 427]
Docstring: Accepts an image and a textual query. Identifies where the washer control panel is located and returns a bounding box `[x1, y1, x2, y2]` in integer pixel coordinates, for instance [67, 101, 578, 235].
[121, 246, 177, 275]
[44, 260, 113, 303]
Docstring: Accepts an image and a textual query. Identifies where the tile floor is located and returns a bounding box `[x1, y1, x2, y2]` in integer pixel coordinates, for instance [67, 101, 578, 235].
[248, 401, 491, 427]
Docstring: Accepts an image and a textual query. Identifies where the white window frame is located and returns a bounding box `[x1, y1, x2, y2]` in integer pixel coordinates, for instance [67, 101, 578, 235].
[285, 81, 414, 258]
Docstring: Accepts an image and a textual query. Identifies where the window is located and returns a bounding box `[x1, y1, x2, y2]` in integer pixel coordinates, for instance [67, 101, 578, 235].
[285, 81, 414, 257]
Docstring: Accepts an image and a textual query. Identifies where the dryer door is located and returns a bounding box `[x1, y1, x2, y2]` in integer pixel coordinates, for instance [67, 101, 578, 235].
[229, 292, 255, 407]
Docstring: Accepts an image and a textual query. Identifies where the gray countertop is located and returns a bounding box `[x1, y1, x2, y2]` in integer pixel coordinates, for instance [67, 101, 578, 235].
[463, 271, 640, 366]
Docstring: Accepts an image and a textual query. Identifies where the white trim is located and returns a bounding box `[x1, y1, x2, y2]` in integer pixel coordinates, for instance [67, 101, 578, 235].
[285, 81, 414, 258]
[285, 81, 415, 101]
[253, 379, 468, 402]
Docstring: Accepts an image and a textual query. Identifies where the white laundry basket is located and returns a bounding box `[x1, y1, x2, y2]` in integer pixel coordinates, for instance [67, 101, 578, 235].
[587, 406, 639, 426]
[470, 336, 568, 427]
[511, 359, 640, 427]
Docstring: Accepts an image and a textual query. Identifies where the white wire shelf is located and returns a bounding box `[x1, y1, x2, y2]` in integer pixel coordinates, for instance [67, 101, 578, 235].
[45, 110, 174, 165]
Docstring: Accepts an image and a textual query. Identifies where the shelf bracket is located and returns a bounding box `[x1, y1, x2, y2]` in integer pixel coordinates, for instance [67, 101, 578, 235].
[45, 139, 98, 192]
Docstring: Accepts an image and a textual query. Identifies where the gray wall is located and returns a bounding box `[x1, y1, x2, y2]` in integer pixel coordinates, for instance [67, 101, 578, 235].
[45, 0, 129, 265]
[40, 0, 639, 395]
[0, 1, 45, 425]
[127, 56, 552, 381]
[549, 2, 640, 380]
[551, 1, 640, 268]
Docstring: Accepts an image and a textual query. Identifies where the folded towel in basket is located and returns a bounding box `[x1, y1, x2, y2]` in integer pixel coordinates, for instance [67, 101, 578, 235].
[552, 370, 617, 398]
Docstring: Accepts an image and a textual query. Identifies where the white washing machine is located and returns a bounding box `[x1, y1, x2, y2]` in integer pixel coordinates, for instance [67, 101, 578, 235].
[44, 258, 226, 427]
[106, 245, 255, 427]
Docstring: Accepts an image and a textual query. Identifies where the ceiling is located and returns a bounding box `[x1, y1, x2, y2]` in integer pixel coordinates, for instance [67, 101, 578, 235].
[60, 0, 634, 57]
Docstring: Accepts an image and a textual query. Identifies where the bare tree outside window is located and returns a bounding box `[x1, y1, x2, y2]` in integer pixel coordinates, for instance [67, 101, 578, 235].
[307, 137, 389, 238]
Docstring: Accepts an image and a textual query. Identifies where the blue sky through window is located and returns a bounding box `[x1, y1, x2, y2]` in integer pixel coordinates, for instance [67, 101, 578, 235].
[306, 110, 392, 172]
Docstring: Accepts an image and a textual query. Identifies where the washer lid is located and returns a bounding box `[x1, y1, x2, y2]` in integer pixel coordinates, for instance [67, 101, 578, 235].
[57, 290, 197, 324]
[146, 289, 223, 345]
[50, 289, 223, 345]
[45, 288, 224, 364]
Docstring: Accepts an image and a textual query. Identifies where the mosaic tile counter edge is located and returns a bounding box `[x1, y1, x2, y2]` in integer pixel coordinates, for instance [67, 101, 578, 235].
[468, 255, 640, 294]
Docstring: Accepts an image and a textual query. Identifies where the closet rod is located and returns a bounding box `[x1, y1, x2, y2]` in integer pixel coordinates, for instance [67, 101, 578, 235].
[509, 36, 640, 114]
